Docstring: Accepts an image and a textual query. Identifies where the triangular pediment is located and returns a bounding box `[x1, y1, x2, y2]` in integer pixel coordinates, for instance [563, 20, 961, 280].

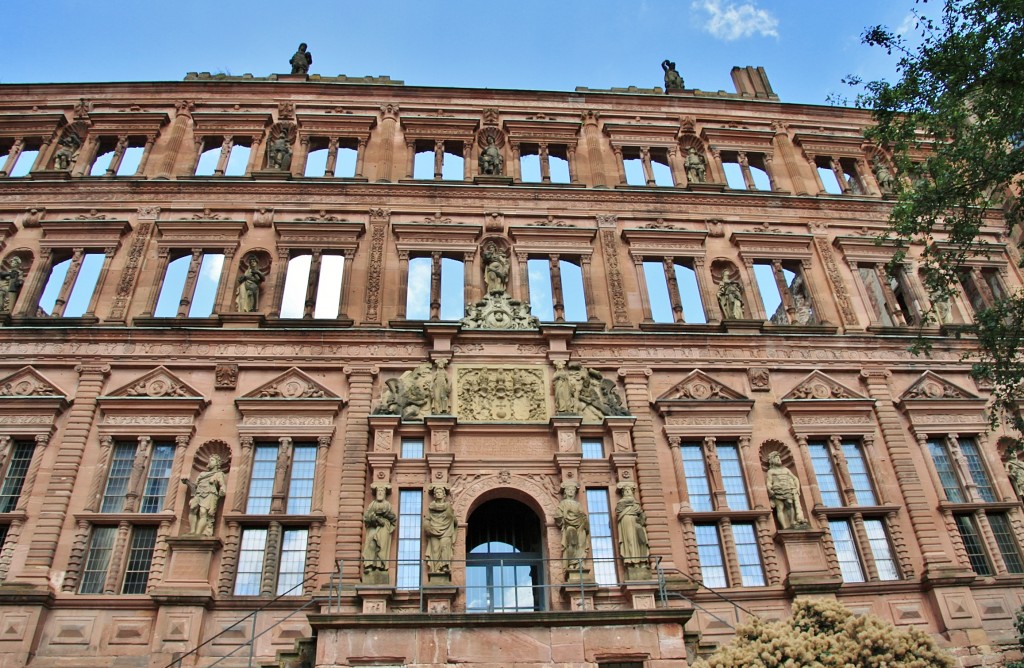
[106, 366, 203, 399]
[656, 370, 747, 402]
[900, 371, 979, 402]
[781, 371, 866, 402]
[242, 368, 337, 400]
[0, 366, 66, 398]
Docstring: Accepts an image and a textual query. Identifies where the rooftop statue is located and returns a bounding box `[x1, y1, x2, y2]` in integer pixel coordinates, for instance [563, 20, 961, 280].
[662, 59, 684, 91]
[290, 43, 313, 75]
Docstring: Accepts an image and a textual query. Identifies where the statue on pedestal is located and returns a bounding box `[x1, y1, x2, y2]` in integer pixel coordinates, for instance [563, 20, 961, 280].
[53, 132, 81, 171]
[424, 484, 456, 579]
[552, 361, 578, 415]
[717, 268, 745, 320]
[361, 483, 397, 580]
[290, 43, 312, 75]
[684, 147, 706, 184]
[0, 256, 25, 313]
[766, 451, 808, 529]
[482, 241, 509, 294]
[267, 130, 293, 171]
[478, 136, 504, 176]
[431, 359, 451, 414]
[554, 482, 590, 576]
[182, 455, 227, 537]
[235, 255, 265, 312]
[616, 482, 650, 577]
[873, 158, 896, 195]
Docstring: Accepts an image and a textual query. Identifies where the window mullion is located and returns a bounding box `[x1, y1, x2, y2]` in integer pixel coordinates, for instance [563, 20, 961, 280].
[632, 254, 655, 323]
[549, 254, 565, 322]
[828, 435, 857, 506]
[770, 260, 795, 324]
[176, 249, 203, 317]
[539, 143, 551, 183]
[0, 139, 23, 177]
[975, 511, 1007, 575]
[50, 248, 84, 317]
[123, 436, 152, 513]
[667, 437, 692, 512]
[718, 518, 741, 586]
[429, 251, 442, 320]
[850, 514, 878, 580]
[662, 257, 684, 322]
[262, 521, 282, 596]
[271, 437, 293, 514]
[103, 521, 132, 594]
[433, 140, 444, 180]
[946, 435, 979, 502]
[874, 263, 907, 325]
[0, 436, 13, 482]
[213, 136, 232, 176]
[304, 251, 322, 319]
[337, 249, 354, 319]
[105, 136, 128, 176]
[640, 147, 655, 186]
[703, 437, 727, 510]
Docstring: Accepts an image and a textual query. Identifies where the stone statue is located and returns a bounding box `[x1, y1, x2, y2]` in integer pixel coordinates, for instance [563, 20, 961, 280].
[552, 361, 578, 414]
[1008, 459, 1024, 498]
[361, 483, 397, 580]
[662, 60, 684, 91]
[181, 455, 227, 537]
[929, 289, 953, 324]
[766, 451, 808, 529]
[374, 363, 434, 419]
[578, 366, 629, 417]
[554, 482, 590, 575]
[482, 241, 509, 295]
[290, 43, 312, 75]
[424, 484, 456, 578]
[53, 132, 81, 171]
[478, 136, 504, 176]
[235, 256, 265, 312]
[0, 256, 25, 313]
[717, 268, 745, 320]
[616, 483, 650, 575]
[684, 147, 706, 184]
[431, 359, 451, 414]
[267, 130, 293, 171]
[873, 158, 895, 195]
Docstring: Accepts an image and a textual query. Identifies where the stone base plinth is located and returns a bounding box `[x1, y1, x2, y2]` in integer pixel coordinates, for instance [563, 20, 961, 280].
[624, 564, 653, 582]
[251, 169, 292, 180]
[220, 312, 265, 328]
[473, 175, 513, 185]
[150, 536, 220, 603]
[360, 569, 390, 586]
[427, 571, 452, 585]
[355, 584, 394, 614]
[774, 529, 842, 594]
[422, 586, 457, 614]
[561, 581, 598, 611]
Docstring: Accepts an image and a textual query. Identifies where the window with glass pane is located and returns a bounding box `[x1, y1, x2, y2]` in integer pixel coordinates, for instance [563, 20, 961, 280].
[581, 438, 605, 460]
[277, 528, 308, 596]
[140, 443, 174, 513]
[958, 438, 995, 502]
[101, 442, 137, 512]
[717, 445, 749, 510]
[694, 524, 727, 588]
[864, 519, 900, 580]
[286, 444, 316, 514]
[246, 445, 278, 513]
[586, 489, 618, 586]
[955, 514, 992, 575]
[987, 513, 1024, 573]
[121, 526, 157, 594]
[0, 442, 34, 512]
[808, 443, 842, 507]
[679, 444, 712, 511]
[79, 526, 116, 594]
[397, 490, 422, 589]
[400, 438, 424, 459]
[732, 523, 765, 586]
[841, 441, 877, 505]
[829, 520, 865, 582]
[234, 528, 268, 595]
[927, 439, 965, 502]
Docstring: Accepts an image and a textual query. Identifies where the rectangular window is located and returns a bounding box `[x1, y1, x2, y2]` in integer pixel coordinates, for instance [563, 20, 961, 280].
[286, 444, 317, 514]
[808, 442, 842, 507]
[987, 513, 1024, 574]
[246, 445, 279, 514]
[927, 439, 965, 503]
[277, 528, 309, 596]
[0, 441, 34, 513]
[581, 438, 605, 460]
[752, 260, 816, 325]
[717, 445, 749, 510]
[829, 519, 865, 583]
[958, 438, 995, 502]
[732, 523, 765, 587]
[400, 438, 424, 459]
[140, 443, 174, 513]
[863, 519, 900, 581]
[679, 444, 712, 511]
[405, 255, 464, 321]
[153, 252, 225, 318]
[120, 526, 157, 594]
[397, 490, 422, 589]
[694, 524, 727, 588]
[101, 442, 137, 513]
[79, 526, 117, 594]
[234, 528, 268, 595]
[586, 488, 618, 586]
[641, 259, 706, 324]
[955, 514, 992, 575]
[37, 252, 106, 318]
[279, 253, 346, 319]
[841, 441, 878, 505]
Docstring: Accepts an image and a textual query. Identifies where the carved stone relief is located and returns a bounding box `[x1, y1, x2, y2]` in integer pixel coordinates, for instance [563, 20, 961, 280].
[456, 366, 547, 422]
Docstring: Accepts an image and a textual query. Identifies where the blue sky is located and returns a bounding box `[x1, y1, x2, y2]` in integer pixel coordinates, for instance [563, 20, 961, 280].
[3, 0, 921, 106]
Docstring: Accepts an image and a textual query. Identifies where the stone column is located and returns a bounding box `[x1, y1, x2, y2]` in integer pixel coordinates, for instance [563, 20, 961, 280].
[338, 366, 378, 584]
[377, 104, 399, 182]
[580, 111, 607, 187]
[155, 100, 193, 179]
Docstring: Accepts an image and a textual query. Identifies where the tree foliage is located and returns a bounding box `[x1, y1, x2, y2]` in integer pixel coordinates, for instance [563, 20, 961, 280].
[852, 0, 1024, 442]
[693, 598, 955, 668]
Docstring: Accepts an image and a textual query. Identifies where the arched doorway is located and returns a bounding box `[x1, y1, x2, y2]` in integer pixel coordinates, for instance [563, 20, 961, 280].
[465, 498, 545, 612]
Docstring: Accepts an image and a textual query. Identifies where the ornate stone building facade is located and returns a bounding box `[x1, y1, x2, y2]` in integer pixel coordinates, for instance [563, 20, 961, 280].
[0, 65, 1020, 667]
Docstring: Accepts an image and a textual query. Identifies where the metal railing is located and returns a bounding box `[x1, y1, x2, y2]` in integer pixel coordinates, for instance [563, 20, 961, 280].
[655, 563, 759, 631]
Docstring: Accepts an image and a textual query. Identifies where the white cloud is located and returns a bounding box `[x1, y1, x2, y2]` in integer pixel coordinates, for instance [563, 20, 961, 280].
[693, 0, 779, 41]
[896, 13, 917, 37]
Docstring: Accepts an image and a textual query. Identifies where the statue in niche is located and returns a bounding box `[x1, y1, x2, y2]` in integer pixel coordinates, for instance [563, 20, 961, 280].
[235, 255, 265, 312]
[0, 256, 25, 313]
[424, 484, 456, 579]
[929, 289, 953, 324]
[482, 241, 510, 294]
[554, 482, 590, 575]
[431, 359, 451, 414]
[266, 129, 293, 171]
[290, 43, 313, 74]
[766, 451, 808, 529]
[1008, 459, 1024, 498]
[552, 361, 578, 414]
[53, 132, 81, 171]
[374, 363, 434, 420]
[361, 483, 397, 580]
[662, 59, 684, 91]
[873, 158, 896, 195]
[478, 136, 504, 176]
[182, 454, 227, 537]
[717, 268, 745, 319]
[790, 276, 815, 325]
[616, 483, 650, 574]
[684, 147, 706, 184]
